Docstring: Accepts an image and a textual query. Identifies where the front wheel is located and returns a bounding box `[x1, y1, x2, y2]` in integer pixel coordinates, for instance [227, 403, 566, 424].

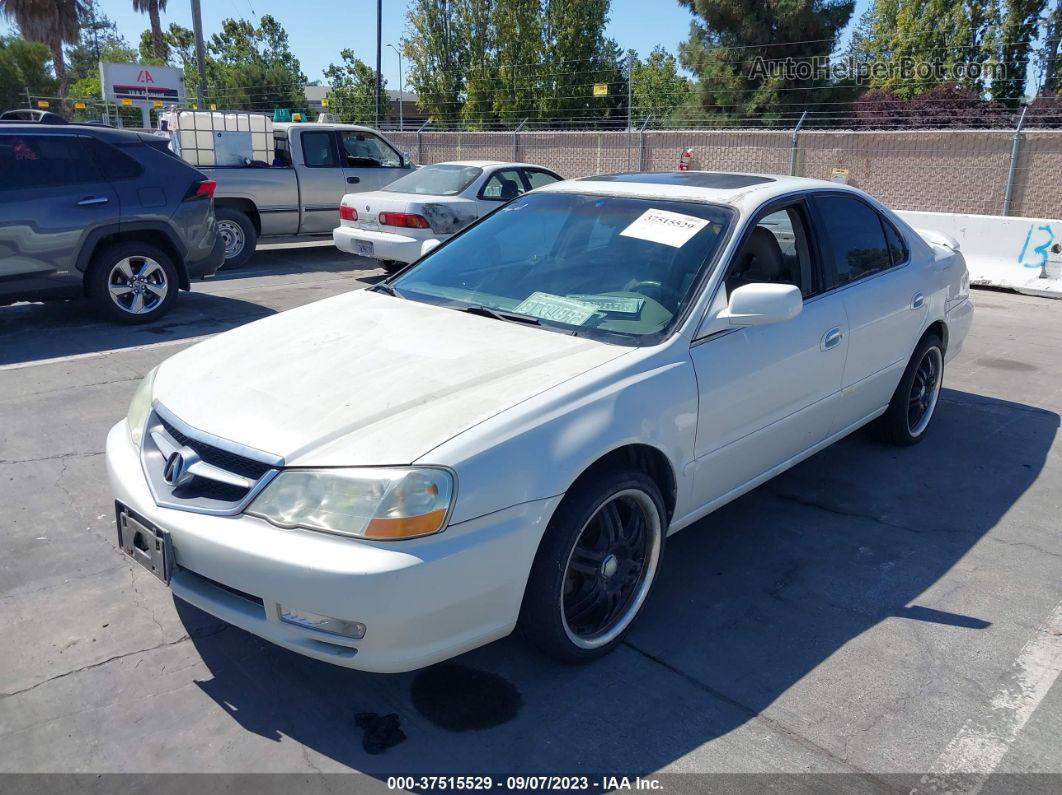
[873, 333, 945, 446]
[519, 468, 666, 663]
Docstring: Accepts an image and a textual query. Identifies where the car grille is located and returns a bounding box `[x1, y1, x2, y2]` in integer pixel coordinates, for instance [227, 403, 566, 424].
[141, 405, 283, 515]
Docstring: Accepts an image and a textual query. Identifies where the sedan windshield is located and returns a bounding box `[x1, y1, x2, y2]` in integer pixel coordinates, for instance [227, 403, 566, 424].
[390, 192, 732, 343]
[383, 164, 483, 196]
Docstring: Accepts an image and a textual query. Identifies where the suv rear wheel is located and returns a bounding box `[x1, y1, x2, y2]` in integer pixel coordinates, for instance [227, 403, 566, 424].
[87, 241, 178, 324]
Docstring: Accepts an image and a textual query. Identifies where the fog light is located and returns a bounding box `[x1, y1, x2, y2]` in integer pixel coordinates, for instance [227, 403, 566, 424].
[278, 605, 366, 639]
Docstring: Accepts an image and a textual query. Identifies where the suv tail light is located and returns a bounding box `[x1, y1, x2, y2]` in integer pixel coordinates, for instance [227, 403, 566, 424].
[379, 212, 430, 229]
[185, 179, 216, 200]
[339, 205, 358, 221]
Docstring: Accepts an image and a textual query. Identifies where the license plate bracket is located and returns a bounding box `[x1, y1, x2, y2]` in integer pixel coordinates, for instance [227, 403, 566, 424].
[355, 240, 374, 257]
[116, 503, 173, 584]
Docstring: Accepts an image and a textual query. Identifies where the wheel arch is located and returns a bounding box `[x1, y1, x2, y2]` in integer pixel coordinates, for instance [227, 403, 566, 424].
[80, 226, 189, 292]
[215, 198, 262, 235]
[923, 318, 948, 354]
[561, 443, 678, 525]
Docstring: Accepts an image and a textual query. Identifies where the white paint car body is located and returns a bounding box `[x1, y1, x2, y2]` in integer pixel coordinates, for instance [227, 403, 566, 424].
[332, 161, 562, 266]
[107, 172, 973, 672]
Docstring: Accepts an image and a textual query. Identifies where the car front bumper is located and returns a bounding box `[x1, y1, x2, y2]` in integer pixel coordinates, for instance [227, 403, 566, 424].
[105, 420, 560, 672]
[333, 225, 438, 264]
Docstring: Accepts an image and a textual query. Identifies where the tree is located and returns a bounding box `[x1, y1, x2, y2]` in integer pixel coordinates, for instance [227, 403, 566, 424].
[0, 34, 55, 108]
[539, 0, 621, 124]
[857, 0, 999, 99]
[989, 0, 1046, 104]
[132, 0, 167, 61]
[67, 0, 135, 85]
[678, 0, 855, 124]
[854, 82, 1008, 127]
[1, 0, 86, 95]
[402, 0, 464, 124]
[458, 0, 495, 128]
[492, 0, 543, 124]
[630, 46, 694, 125]
[324, 48, 390, 123]
[1040, 0, 1062, 95]
[204, 15, 307, 112]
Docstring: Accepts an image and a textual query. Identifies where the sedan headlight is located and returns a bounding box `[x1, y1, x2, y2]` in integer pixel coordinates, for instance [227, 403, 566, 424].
[126, 366, 158, 449]
[247, 467, 455, 540]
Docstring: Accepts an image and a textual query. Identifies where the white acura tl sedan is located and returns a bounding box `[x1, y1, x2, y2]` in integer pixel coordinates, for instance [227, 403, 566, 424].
[332, 161, 562, 272]
[107, 171, 973, 672]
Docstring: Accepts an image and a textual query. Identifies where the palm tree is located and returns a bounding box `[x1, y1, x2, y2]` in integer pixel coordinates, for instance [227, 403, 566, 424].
[133, 0, 167, 61]
[0, 0, 84, 95]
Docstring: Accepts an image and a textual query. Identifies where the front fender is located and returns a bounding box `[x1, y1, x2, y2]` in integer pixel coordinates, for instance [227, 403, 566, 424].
[420, 346, 699, 528]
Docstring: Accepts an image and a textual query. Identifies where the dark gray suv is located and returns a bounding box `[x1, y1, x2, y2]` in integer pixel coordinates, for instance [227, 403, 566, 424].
[0, 122, 224, 323]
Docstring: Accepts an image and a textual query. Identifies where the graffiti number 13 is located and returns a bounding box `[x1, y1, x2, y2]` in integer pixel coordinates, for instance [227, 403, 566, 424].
[1018, 223, 1056, 270]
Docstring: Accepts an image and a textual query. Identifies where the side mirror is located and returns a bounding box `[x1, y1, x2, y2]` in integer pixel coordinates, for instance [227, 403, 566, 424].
[420, 239, 441, 257]
[402, 152, 414, 168]
[721, 283, 802, 327]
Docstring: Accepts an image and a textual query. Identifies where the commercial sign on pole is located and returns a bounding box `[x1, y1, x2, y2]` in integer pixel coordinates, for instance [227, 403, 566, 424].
[593, 83, 609, 97]
[100, 62, 186, 127]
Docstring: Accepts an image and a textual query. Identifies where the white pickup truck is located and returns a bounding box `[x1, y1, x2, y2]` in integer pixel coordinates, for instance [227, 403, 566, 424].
[199, 122, 414, 267]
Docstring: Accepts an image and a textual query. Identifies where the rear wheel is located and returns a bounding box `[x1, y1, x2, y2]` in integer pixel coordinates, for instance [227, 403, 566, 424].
[873, 333, 945, 446]
[215, 207, 257, 269]
[87, 241, 178, 324]
[519, 468, 666, 663]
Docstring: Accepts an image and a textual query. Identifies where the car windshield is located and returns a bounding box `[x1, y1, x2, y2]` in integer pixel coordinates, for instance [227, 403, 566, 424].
[390, 192, 732, 344]
[383, 164, 484, 196]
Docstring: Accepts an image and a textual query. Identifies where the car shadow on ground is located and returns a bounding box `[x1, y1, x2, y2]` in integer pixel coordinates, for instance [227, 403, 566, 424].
[210, 245, 383, 283]
[176, 388, 1058, 776]
[0, 291, 279, 366]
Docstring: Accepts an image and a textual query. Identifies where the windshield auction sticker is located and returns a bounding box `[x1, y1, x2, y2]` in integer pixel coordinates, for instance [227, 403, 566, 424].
[620, 208, 709, 248]
[515, 292, 597, 325]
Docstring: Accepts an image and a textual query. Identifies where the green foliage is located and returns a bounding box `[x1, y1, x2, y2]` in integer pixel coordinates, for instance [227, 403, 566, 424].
[0, 35, 56, 108]
[678, 0, 855, 123]
[991, 0, 1047, 103]
[631, 46, 694, 124]
[203, 14, 307, 113]
[402, 0, 630, 127]
[324, 48, 390, 124]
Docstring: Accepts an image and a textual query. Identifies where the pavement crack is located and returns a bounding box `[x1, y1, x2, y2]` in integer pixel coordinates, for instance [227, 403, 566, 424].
[621, 639, 885, 780]
[0, 450, 103, 466]
[769, 490, 924, 535]
[0, 625, 231, 701]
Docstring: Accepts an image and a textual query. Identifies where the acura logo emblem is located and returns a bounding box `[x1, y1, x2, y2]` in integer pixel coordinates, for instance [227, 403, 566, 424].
[163, 447, 199, 487]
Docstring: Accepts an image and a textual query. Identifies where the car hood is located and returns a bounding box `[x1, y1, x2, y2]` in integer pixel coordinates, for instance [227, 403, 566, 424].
[153, 289, 630, 466]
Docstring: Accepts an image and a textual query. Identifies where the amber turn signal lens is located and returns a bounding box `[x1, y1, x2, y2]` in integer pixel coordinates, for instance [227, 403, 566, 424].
[364, 508, 448, 539]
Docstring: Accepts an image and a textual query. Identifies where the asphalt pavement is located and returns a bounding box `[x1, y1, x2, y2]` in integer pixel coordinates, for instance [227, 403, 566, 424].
[0, 244, 1059, 789]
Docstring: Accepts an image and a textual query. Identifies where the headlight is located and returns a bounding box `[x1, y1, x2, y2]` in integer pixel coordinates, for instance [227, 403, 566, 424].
[126, 366, 158, 449]
[247, 467, 455, 540]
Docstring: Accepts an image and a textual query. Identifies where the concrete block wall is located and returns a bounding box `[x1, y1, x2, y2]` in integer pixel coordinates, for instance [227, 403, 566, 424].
[385, 128, 1062, 219]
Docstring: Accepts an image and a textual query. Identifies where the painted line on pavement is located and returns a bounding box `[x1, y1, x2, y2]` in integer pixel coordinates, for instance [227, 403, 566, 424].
[915, 599, 1062, 794]
[0, 335, 212, 373]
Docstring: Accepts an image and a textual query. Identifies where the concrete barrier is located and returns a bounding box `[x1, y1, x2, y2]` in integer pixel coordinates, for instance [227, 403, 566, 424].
[897, 210, 1062, 299]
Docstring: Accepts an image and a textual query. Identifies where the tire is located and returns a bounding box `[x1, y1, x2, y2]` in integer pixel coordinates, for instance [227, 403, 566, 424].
[215, 207, 257, 269]
[872, 333, 945, 446]
[518, 467, 667, 663]
[87, 241, 179, 324]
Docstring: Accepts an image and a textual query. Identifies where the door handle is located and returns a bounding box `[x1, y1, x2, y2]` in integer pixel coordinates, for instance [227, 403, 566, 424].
[912, 292, 925, 309]
[76, 196, 109, 206]
[346, 176, 360, 184]
[821, 327, 843, 350]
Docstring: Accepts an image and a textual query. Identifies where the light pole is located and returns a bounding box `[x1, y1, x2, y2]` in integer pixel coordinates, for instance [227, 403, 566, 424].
[387, 43, 403, 131]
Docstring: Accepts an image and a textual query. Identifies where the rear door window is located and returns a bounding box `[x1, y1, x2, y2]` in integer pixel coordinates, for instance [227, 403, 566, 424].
[813, 195, 892, 287]
[523, 169, 561, 190]
[0, 134, 102, 189]
[86, 138, 143, 180]
[480, 169, 526, 201]
[301, 131, 339, 167]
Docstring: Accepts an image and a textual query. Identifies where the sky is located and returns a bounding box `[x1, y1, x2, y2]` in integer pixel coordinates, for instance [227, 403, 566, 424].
[2, 0, 871, 90]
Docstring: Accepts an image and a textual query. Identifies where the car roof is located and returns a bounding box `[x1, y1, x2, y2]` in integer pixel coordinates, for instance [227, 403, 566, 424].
[0, 122, 164, 145]
[538, 171, 862, 211]
[427, 160, 555, 170]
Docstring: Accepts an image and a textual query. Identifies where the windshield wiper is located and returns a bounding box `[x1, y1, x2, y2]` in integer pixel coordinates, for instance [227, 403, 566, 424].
[370, 283, 399, 297]
[462, 305, 541, 325]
